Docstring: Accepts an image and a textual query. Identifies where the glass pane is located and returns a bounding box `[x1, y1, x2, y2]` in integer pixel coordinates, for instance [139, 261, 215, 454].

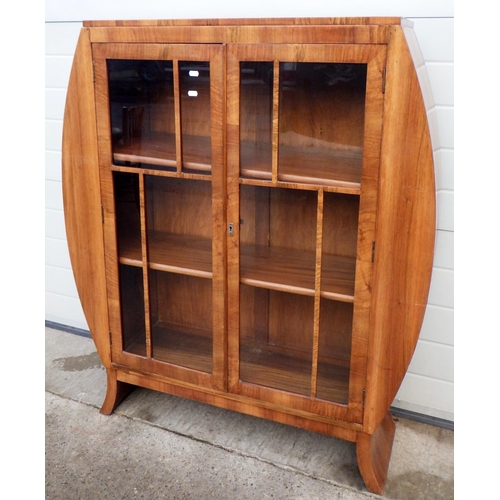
[321, 192, 359, 300]
[144, 176, 212, 275]
[113, 172, 141, 264]
[279, 62, 367, 186]
[317, 299, 353, 404]
[145, 175, 213, 373]
[108, 59, 176, 171]
[179, 61, 212, 174]
[316, 192, 358, 403]
[149, 271, 213, 373]
[239, 286, 313, 396]
[119, 264, 146, 356]
[239, 185, 317, 294]
[239, 62, 273, 179]
[113, 172, 147, 355]
[239, 184, 318, 395]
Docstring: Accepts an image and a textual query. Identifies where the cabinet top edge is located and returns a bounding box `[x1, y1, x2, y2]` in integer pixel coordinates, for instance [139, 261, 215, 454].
[83, 17, 410, 28]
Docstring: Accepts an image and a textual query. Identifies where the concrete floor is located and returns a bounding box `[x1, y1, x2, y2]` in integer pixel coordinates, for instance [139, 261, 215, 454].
[45, 327, 453, 499]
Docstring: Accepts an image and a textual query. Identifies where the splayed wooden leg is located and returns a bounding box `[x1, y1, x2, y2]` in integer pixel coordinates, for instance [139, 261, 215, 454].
[100, 368, 135, 415]
[356, 411, 396, 494]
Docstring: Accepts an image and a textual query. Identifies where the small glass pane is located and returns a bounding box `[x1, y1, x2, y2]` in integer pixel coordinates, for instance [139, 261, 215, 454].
[321, 192, 359, 300]
[239, 184, 318, 395]
[144, 176, 213, 275]
[113, 172, 141, 264]
[179, 61, 212, 174]
[279, 62, 367, 186]
[239, 286, 313, 396]
[317, 299, 353, 404]
[149, 271, 213, 373]
[144, 175, 213, 373]
[239, 185, 317, 293]
[113, 172, 146, 355]
[119, 264, 146, 356]
[239, 62, 273, 179]
[108, 59, 176, 171]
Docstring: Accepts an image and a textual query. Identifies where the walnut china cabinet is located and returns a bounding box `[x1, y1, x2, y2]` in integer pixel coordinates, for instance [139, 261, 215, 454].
[62, 18, 436, 494]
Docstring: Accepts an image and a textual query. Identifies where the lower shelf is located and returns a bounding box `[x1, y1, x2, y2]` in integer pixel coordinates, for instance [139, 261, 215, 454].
[240, 343, 350, 404]
[125, 322, 213, 374]
[122, 324, 349, 404]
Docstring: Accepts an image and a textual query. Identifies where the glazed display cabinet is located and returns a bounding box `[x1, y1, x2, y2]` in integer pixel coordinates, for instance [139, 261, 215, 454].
[62, 18, 436, 494]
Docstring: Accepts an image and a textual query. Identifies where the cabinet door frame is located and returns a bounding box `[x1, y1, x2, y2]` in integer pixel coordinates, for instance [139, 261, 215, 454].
[226, 43, 387, 423]
[93, 42, 227, 392]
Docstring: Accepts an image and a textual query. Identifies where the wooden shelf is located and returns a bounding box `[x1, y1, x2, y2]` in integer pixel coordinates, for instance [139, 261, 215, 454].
[118, 231, 212, 279]
[240, 140, 362, 189]
[113, 132, 212, 173]
[240, 244, 355, 302]
[152, 322, 213, 373]
[321, 254, 356, 302]
[240, 344, 349, 403]
[124, 322, 213, 374]
[316, 360, 350, 404]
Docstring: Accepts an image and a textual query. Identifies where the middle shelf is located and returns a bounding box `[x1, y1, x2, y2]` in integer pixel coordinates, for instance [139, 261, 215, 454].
[118, 230, 355, 301]
[118, 231, 213, 279]
[240, 244, 355, 302]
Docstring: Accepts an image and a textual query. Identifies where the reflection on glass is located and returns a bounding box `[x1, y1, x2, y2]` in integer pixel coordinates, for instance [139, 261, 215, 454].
[279, 62, 367, 185]
[179, 61, 212, 173]
[239, 62, 273, 179]
[108, 59, 176, 170]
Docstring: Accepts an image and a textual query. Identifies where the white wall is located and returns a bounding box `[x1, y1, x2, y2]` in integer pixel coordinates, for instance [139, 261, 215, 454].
[45, 0, 454, 422]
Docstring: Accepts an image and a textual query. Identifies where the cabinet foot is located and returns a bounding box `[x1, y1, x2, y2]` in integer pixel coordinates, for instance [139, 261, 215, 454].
[356, 411, 396, 494]
[100, 368, 135, 415]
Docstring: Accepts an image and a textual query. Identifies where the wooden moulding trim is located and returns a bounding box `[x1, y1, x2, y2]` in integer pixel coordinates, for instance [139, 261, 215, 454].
[62, 28, 111, 368]
[83, 17, 406, 28]
[87, 25, 392, 45]
[115, 366, 362, 442]
[363, 26, 436, 435]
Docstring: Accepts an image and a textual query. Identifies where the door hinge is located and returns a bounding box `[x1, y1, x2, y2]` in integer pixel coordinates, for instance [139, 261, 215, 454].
[382, 67, 387, 94]
[101, 205, 105, 223]
[92, 60, 96, 82]
[362, 389, 366, 408]
[371, 241, 376, 263]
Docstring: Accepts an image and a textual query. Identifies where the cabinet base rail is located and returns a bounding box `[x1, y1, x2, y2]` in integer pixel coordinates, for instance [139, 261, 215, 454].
[101, 367, 395, 494]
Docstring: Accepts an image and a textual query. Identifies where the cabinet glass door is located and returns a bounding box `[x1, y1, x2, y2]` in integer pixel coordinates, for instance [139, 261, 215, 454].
[227, 44, 386, 422]
[94, 44, 225, 390]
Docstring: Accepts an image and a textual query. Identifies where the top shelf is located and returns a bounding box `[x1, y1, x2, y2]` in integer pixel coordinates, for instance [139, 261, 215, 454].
[113, 132, 362, 190]
[240, 141, 362, 190]
[113, 132, 211, 174]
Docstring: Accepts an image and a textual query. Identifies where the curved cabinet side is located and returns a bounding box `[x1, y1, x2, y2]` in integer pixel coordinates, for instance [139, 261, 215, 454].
[364, 25, 436, 434]
[62, 29, 111, 368]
